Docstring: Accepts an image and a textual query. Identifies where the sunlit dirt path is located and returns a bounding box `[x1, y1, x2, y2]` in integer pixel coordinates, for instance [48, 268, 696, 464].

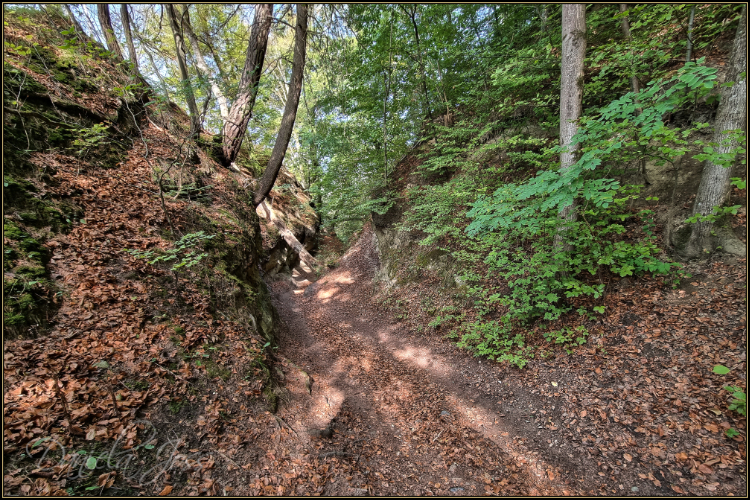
[267, 229, 583, 496]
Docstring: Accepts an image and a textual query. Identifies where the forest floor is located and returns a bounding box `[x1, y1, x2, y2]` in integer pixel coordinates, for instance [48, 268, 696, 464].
[3, 140, 745, 496]
[265, 224, 746, 496]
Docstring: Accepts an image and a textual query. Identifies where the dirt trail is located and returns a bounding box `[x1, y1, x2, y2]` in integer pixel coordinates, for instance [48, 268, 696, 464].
[268, 229, 583, 496]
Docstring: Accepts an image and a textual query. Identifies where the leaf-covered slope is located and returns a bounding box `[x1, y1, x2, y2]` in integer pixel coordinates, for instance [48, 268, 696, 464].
[3, 9, 290, 496]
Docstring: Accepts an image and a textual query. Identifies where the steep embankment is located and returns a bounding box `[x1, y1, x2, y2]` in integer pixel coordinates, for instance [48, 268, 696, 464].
[2, 11, 313, 497]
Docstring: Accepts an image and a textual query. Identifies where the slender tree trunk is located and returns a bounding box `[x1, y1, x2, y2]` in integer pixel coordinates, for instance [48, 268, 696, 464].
[63, 4, 85, 34]
[620, 4, 646, 182]
[402, 5, 432, 120]
[683, 5, 746, 258]
[166, 3, 201, 136]
[97, 4, 123, 61]
[383, 12, 393, 183]
[554, 4, 586, 253]
[538, 4, 548, 33]
[120, 4, 139, 74]
[223, 3, 273, 165]
[685, 4, 697, 63]
[618, 4, 640, 95]
[180, 5, 229, 120]
[383, 72, 389, 183]
[253, 4, 308, 207]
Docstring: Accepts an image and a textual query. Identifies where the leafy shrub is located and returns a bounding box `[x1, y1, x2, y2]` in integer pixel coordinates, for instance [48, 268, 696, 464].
[123, 231, 215, 271]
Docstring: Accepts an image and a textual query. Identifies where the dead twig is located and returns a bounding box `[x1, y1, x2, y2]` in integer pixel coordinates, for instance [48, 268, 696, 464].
[432, 429, 444, 443]
[215, 450, 241, 470]
[274, 415, 298, 437]
[109, 385, 120, 419]
[52, 374, 70, 429]
[318, 451, 357, 459]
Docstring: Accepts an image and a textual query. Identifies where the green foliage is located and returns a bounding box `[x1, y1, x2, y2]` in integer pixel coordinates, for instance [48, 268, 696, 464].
[69, 123, 110, 159]
[402, 59, 734, 366]
[123, 231, 215, 271]
[723, 386, 747, 416]
[725, 427, 740, 439]
[713, 365, 746, 416]
[713, 364, 731, 375]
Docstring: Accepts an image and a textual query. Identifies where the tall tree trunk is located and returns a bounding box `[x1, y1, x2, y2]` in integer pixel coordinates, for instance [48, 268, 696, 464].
[180, 5, 229, 120]
[63, 4, 85, 34]
[685, 4, 697, 63]
[166, 3, 201, 136]
[223, 3, 273, 165]
[618, 4, 640, 95]
[97, 4, 123, 61]
[538, 4, 549, 33]
[683, 5, 746, 258]
[120, 4, 139, 74]
[253, 4, 308, 207]
[554, 4, 586, 253]
[383, 11, 393, 183]
[401, 5, 432, 120]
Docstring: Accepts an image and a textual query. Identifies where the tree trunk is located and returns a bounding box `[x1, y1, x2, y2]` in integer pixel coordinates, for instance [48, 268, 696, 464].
[253, 4, 308, 207]
[120, 4, 139, 75]
[63, 4, 85, 35]
[683, 5, 746, 258]
[685, 4, 697, 63]
[383, 11, 393, 183]
[222, 3, 273, 165]
[401, 5, 432, 120]
[554, 4, 586, 253]
[166, 3, 201, 136]
[618, 4, 640, 95]
[258, 200, 318, 269]
[97, 4, 123, 61]
[538, 4, 548, 33]
[180, 5, 229, 120]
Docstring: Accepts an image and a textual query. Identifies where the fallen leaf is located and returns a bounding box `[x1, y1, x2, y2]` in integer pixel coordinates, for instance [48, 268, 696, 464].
[704, 423, 719, 433]
[624, 454, 632, 462]
[698, 464, 714, 475]
[159, 485, 173, 496]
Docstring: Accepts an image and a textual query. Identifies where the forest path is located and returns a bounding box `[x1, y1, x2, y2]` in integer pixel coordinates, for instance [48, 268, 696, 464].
[267, 229, 583, 496]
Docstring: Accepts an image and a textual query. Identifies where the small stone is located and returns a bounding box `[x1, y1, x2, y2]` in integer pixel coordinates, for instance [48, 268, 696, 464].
[441, 411, 451, 417]
[450, 487, 464, 493]
[94, 360, 109, 369]
[631, 487, 639, 493]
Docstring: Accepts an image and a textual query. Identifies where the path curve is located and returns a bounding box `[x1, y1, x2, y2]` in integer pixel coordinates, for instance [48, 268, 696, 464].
[268, 228, 584, 496]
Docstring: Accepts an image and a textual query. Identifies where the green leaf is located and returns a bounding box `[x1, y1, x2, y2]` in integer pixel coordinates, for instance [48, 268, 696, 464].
[86, 456, 97, 469]
[713, 364, 731, 375]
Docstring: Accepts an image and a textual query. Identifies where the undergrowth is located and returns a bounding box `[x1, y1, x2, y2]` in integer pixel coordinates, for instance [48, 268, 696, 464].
[402, 59, 744, 368]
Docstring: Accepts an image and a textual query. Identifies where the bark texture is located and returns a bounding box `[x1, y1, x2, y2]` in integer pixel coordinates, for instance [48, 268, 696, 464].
[180, 5, 229, 120]
[253, 4, 308, 207]
[683, 5, 747, 258]
[97, 4, 123, 61]
[166, 3, 201, 136]
[618, 4, 640, 95]
[120, 4, 139, 74]
[222, 4, 273, 165]
[554, 4, 586, 252]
